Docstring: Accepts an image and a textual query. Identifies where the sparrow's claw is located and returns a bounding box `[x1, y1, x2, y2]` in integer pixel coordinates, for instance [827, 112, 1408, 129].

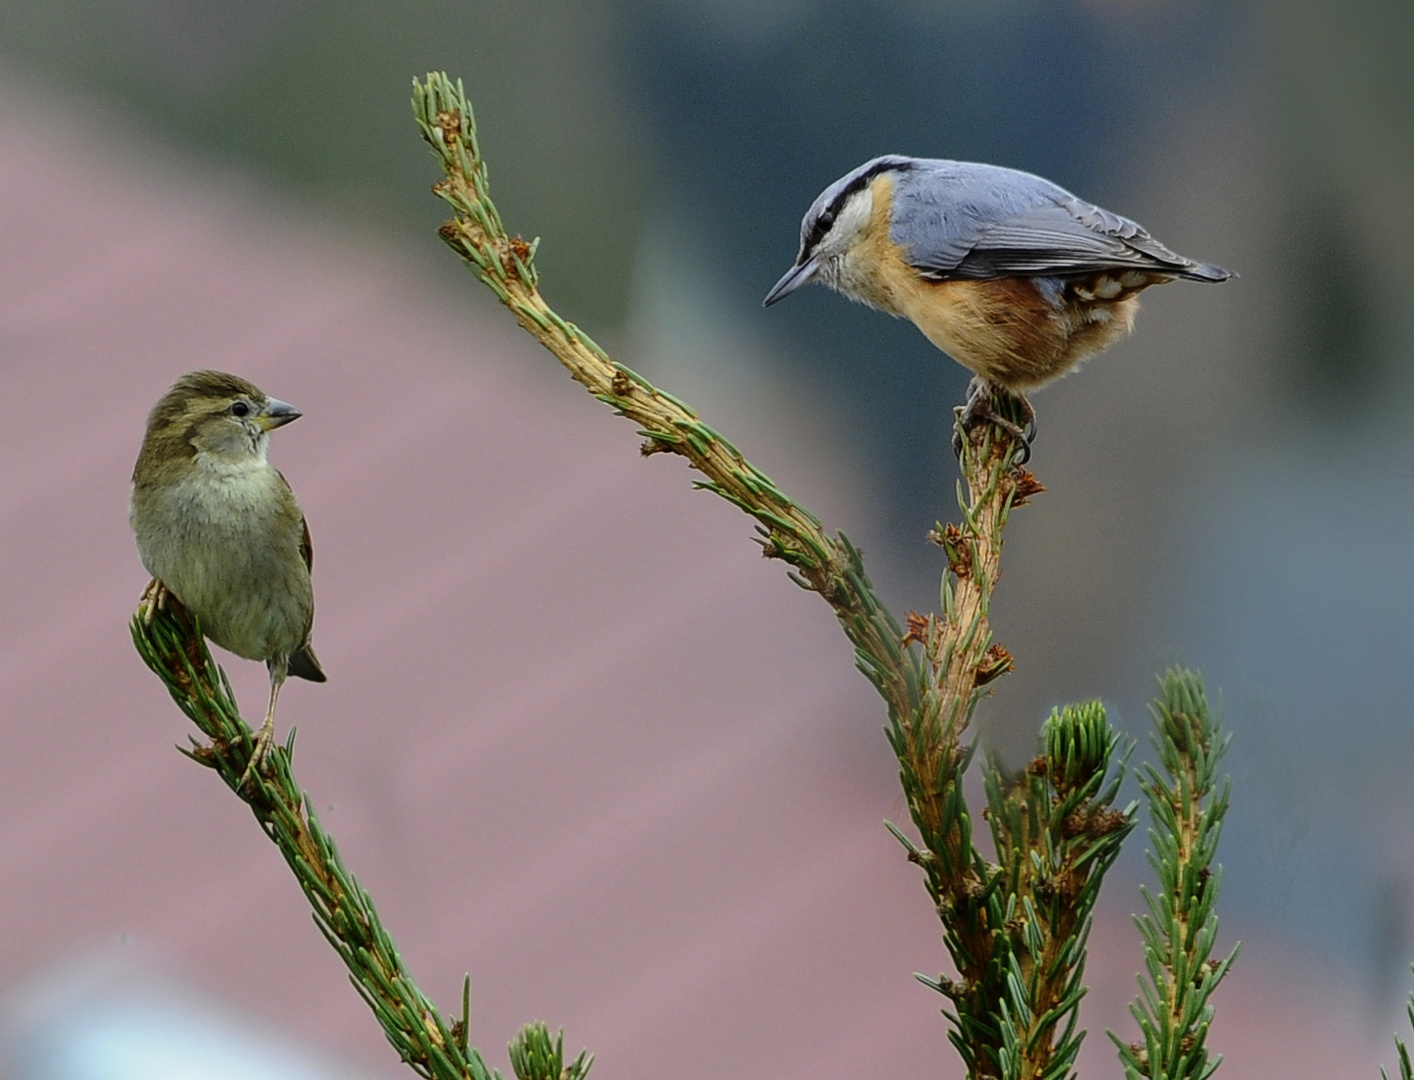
[238, 716, 276, 790]
[238, 673, 286, 791]
[138, 578, 170, 626]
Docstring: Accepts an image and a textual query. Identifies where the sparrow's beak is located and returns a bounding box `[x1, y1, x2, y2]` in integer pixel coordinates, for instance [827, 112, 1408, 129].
[762, 256, 820, 308]
[258, 398, 302, 431]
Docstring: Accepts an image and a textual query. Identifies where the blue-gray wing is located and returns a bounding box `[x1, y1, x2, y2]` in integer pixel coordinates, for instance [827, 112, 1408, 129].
[890, 163, 1230, 282]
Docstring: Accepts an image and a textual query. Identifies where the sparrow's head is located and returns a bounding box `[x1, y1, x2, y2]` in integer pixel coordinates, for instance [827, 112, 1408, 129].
[134, 370, 302, 481]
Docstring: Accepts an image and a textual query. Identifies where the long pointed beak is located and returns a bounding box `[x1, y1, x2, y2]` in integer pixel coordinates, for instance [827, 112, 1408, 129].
[257, 398, 302, 432]
[762, 257, 820, 307]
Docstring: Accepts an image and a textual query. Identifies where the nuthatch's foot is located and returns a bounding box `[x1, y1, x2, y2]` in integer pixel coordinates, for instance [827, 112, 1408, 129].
[952, 378, 1036, 464]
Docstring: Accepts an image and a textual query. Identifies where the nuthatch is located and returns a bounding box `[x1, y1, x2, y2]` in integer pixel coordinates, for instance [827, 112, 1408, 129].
[764, 155, 1232, 445]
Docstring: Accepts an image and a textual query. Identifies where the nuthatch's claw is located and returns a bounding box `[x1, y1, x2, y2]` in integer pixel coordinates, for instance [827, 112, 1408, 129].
[952, 379, 1034, 465]
[1013, 434, 1032, 467]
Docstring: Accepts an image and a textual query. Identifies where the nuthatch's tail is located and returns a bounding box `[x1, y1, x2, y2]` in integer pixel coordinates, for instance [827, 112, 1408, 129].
[1174, 260, 1235, 283]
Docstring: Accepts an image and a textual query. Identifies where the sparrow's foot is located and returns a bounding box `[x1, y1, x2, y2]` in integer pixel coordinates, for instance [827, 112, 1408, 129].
[237, 717, 276, 790]
[952, 378, 1036, 464]
[138, 578, 170, 626]
[239, 674, 286, 790]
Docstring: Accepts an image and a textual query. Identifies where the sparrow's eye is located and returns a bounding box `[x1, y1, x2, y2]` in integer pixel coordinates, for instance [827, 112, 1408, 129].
[230, 401, 251, 418]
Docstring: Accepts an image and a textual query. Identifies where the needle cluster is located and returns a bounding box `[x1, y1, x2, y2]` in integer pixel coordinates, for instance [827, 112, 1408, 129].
[1110, 670, 1237, 1080]
[1385, 977, 1414, 1080]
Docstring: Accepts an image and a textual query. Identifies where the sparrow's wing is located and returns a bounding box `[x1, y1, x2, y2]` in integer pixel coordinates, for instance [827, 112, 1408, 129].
[274, 468, 326, 682]
[274, 469, 315, 573]
[300, 513, 314, 574]
[289, 511, 326, 682]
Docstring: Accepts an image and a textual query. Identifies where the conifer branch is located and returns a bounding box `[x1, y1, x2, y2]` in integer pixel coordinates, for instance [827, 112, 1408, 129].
[920, 701, 1134, 1079]
[130, 601, 592, 1080]
[410, 73, 1037, 899]
[1111, 669, 1236, 1080]
[411, 73, 921, 737]
[989, 703, 1136, 1080]
[410, 70, 1135, 1080]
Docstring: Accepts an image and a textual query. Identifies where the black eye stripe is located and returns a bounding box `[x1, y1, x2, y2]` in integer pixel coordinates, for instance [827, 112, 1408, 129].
[804, 158, 911, 256]
[805, 209, 837, 252]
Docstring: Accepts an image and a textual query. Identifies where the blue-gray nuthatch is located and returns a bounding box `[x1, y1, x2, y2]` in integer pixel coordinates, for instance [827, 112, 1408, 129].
[764, 155, 1232, 439]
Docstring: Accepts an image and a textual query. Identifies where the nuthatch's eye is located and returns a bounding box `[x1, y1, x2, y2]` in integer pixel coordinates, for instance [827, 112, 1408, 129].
[230, 401, 251, 418]
[818, 208, 836, 230]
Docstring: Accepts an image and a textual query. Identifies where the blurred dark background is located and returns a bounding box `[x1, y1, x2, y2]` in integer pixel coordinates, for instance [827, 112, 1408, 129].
[1, 0, 1412, 1075]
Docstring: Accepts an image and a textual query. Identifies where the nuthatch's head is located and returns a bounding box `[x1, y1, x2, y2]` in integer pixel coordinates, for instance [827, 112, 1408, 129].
[762, 155, 914, 308]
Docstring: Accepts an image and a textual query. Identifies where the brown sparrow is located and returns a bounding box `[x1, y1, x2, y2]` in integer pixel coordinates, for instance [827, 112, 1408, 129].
[130, 371, 325, 781]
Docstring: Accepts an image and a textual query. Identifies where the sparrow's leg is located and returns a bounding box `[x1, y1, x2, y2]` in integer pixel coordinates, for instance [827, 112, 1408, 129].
[952, 377, 1036, 463]
[138, 578, 170, 626]
[238, 670, 285, 789]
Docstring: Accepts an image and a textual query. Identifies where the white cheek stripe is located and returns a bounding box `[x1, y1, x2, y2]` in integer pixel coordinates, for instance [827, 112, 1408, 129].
[831, 188, 874, 251]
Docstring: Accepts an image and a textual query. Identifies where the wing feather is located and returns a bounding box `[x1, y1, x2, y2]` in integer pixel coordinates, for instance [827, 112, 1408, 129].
[890, 163, 1230, 282]
[300, 514, 314, 574]
[278, 470, 324, 682]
